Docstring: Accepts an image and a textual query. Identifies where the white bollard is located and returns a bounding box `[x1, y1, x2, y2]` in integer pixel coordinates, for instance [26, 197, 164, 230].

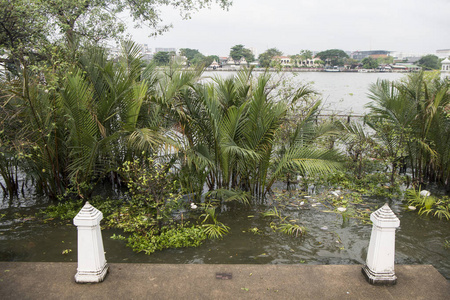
[73, 201, 109, 283]
[362, 203, 400, 285]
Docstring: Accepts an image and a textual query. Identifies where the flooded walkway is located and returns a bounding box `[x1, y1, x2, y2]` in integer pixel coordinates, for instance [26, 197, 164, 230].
[0, 262, 448, 299]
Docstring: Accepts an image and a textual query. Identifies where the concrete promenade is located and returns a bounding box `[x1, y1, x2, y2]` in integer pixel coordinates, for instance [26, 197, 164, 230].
[0, 262, 449, 299]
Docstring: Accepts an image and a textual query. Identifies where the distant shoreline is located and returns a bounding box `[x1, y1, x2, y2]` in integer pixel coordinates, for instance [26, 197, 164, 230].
[155, 66, 420, 74]
[203, 68, 418, 73]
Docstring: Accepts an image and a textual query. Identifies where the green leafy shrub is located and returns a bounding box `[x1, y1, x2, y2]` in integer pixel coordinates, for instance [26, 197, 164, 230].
[41, 196, 122, 221]
[123, 224, 208, 255]
[106, 157, 218, 254]
[42, 199, 83, 220]
[116, 157, 184, 228]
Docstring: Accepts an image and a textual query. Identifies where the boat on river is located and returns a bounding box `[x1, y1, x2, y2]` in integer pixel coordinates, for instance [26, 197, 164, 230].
[324, 66, 340, 72]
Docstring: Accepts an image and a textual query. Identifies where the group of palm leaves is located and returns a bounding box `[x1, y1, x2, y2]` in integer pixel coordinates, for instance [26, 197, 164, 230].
[171, 67, 342, 202]
[0, 42, 341, 203]
[363, 72, 450, 190]
[1, 43, 166, 199]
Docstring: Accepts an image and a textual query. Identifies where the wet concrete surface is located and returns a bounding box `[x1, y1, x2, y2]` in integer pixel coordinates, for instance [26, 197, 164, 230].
[0, 262, 449, 299]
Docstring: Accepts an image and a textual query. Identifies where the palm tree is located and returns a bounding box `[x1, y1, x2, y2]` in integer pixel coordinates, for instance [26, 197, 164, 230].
[61, 42, 171, 196]
[268, 100, 342, 195]
[340, 120, 376, 179]
[3, 71, 69, 198]
[167, 68, 342, 202]
[365, 79, 415, 184]
[0, 41, 173, 199]
[366, 72, 450, 188]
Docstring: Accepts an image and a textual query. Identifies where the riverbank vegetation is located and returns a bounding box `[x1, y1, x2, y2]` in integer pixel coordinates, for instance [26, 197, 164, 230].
[1, 41, 346, 253]
[2, 41, 450, 254]
[2, 42, 449, 254]
[1, 1, 449, 255]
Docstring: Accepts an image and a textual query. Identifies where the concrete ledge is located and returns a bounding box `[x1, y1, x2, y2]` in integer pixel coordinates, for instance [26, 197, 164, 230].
[0, 262, 448, 299]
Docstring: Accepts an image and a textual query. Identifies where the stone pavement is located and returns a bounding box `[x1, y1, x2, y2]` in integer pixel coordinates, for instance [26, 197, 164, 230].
[0, 262, 449, 299]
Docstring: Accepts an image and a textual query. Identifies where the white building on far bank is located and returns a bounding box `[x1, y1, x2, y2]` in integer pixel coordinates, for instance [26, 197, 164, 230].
[441, 58, 450, 80]
[208, 59, 220, 69]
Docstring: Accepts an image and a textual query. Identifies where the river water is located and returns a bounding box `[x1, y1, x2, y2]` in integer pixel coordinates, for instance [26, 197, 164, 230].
[1, 71, 449, 280]
[203, 71, 406, 114]
[1, 193, 449, 280]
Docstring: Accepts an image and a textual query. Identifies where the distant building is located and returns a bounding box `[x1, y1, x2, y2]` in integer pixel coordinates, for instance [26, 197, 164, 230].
[135, 43, 153, 62]
[269, 55, 322, 68]
[238, 57, 248, 66]
[225, 57, 235, 65]
[155, 47, 176, 53]
[219, 57, 228, 65]
[441, 58, 450, 80]
[208, 60, 220, 70]
[351, 50, 389, 60]
[295, 57, 321, 67]
[248, 47, 258, 58]
[140, 44, 151, 53]
[392, 56, 421, 64]
[390, 63, 421, 72]
[436, 49, 450, 59]
[390, 51, 430, 61]
[273, 56, 292, 66]
[404, 57, 421, 63]
[219, 56, 249, 69]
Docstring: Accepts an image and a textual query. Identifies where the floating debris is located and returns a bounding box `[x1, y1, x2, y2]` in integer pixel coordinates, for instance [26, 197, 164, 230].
[330, 190, 341, 197]
[408, 206, 417, 211]
[320, 226, 328, 230]
[337, 207, 347, 212]
[420, 190, 431, 197]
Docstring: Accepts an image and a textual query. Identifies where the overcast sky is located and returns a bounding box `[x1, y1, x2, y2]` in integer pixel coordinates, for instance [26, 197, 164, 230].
[126, 0, 450, 57]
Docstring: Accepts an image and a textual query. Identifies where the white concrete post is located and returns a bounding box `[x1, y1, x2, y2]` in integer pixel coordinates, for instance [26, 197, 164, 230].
[73, 202, 109, 283]
[362, 203, 400, 285]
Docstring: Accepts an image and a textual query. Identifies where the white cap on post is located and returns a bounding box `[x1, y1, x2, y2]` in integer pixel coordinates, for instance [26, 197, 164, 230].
[73, 202, 109, 283]
[362, 203, 400, 285]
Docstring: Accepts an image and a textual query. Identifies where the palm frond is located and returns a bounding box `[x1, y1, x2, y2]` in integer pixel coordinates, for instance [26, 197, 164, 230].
[205, 188, 251, 205]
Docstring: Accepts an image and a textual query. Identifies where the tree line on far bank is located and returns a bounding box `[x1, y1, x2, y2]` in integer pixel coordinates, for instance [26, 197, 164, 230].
[152, 45, 444, 71]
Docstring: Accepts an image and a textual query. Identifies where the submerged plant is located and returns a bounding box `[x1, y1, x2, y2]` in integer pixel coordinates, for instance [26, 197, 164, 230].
[277, 223, 306, 237]
[124, 224, 208, 255]
[262, 207, 306, 237]
[205, 189, 251, 205]
[444, 240, 450, 249]
[200, 206, 230, 239]
[248, 227, 261, 235]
